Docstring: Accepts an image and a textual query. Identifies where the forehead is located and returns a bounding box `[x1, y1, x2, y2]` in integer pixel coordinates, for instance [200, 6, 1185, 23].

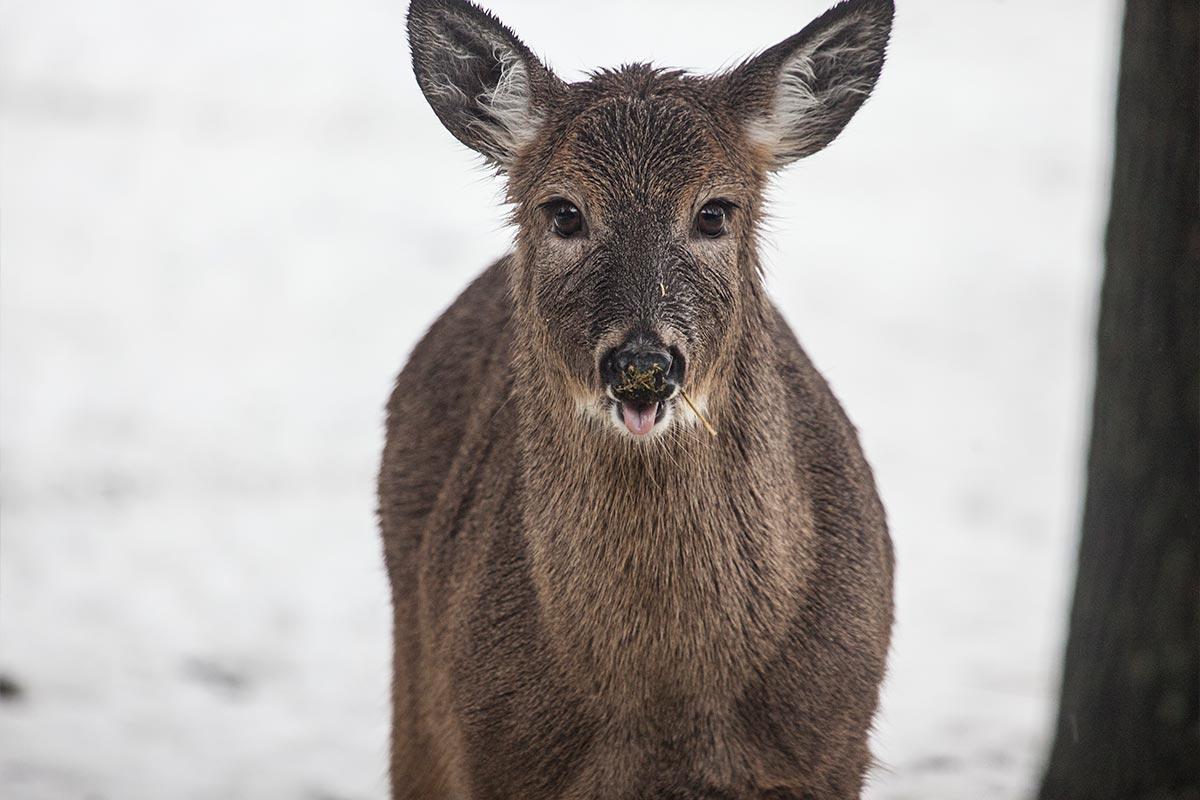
[537, 70, 742, 207]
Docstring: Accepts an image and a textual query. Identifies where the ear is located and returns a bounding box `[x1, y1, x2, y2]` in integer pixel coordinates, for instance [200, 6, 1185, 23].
[724, 0, 893, 169]
[407, 0, 561, 171]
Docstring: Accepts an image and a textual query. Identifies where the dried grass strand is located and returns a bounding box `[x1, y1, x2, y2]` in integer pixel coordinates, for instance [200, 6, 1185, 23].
[679, 388, 717, 437]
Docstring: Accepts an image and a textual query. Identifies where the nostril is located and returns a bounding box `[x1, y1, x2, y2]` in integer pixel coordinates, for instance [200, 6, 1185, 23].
[666, 346, 686, 385]
[630, 350, 671, 376]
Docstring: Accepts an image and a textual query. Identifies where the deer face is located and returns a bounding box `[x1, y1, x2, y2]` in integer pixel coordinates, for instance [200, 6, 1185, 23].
[513, 85, 757, 438]
[408, 0, 892, 438]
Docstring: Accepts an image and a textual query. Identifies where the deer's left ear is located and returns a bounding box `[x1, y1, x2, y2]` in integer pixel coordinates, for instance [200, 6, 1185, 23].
[724, 0, 893, 169]
[407, 0, 562, 172]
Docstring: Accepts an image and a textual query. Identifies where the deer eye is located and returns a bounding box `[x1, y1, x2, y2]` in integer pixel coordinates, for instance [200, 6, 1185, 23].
[696, 201, 729, 238]
[549, 200, 584, 238]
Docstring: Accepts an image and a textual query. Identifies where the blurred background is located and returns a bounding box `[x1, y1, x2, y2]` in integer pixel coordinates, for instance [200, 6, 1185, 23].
[0, 0, 1123, 797]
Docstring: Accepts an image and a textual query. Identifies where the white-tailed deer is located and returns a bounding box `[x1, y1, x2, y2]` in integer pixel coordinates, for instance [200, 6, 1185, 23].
[380, 1, 895, 797]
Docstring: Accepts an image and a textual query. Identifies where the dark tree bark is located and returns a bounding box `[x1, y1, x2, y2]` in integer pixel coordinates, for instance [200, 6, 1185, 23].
[1038, 2, 1199, 799]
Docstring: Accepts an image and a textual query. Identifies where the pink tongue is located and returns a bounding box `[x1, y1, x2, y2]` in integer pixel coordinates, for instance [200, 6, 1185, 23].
[621, 402, 659, 436]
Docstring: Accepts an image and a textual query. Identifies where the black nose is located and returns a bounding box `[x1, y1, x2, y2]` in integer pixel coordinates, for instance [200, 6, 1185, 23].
[600, 340, 682, 403]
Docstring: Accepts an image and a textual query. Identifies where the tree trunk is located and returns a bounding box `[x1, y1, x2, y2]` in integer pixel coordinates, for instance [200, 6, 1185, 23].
[1038, 1, 1199, 799]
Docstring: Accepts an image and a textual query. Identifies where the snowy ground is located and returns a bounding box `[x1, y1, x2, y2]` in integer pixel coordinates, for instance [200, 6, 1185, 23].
[0, 1, 1121, 797]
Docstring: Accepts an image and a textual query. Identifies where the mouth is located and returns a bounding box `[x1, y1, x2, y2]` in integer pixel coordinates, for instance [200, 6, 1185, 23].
[616, 398, 668, 437]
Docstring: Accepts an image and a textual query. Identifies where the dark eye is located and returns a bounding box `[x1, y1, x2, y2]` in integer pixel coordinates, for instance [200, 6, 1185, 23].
[696, 202, 728, 238]
[550, 201, 583, 238]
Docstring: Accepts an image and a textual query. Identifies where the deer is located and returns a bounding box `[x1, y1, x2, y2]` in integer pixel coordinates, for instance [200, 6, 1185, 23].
[378, 0, 895, 797]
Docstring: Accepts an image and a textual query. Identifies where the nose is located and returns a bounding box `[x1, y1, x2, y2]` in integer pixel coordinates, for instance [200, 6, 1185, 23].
[600, 338, 683, 403]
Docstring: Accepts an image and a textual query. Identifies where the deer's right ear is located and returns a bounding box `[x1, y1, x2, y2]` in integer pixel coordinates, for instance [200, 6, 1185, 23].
[408, 0, 560, 172]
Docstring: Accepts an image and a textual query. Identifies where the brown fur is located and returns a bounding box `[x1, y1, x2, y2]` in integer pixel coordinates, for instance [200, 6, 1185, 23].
[380, 2, 895, 797]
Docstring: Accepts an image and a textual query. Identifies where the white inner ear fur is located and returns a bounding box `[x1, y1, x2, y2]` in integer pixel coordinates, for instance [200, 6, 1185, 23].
[744, 51, 820, 156]
[473, 44, 542, 167]
[745, 12, 878, 166]
[423, 18, 542, 169]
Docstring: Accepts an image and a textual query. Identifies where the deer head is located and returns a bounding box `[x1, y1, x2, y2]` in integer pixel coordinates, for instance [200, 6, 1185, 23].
[408, 0, 892, 439]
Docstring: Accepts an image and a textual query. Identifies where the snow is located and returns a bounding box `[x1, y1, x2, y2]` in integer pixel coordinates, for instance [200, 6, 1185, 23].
[0, 0, 1120, 797]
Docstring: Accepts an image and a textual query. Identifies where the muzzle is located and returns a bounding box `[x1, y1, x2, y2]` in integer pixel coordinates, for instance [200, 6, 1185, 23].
[599, 334, 686, 435]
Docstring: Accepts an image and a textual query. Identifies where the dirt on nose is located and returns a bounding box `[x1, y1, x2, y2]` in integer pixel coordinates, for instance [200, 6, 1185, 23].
[612, 362, 670, 404]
